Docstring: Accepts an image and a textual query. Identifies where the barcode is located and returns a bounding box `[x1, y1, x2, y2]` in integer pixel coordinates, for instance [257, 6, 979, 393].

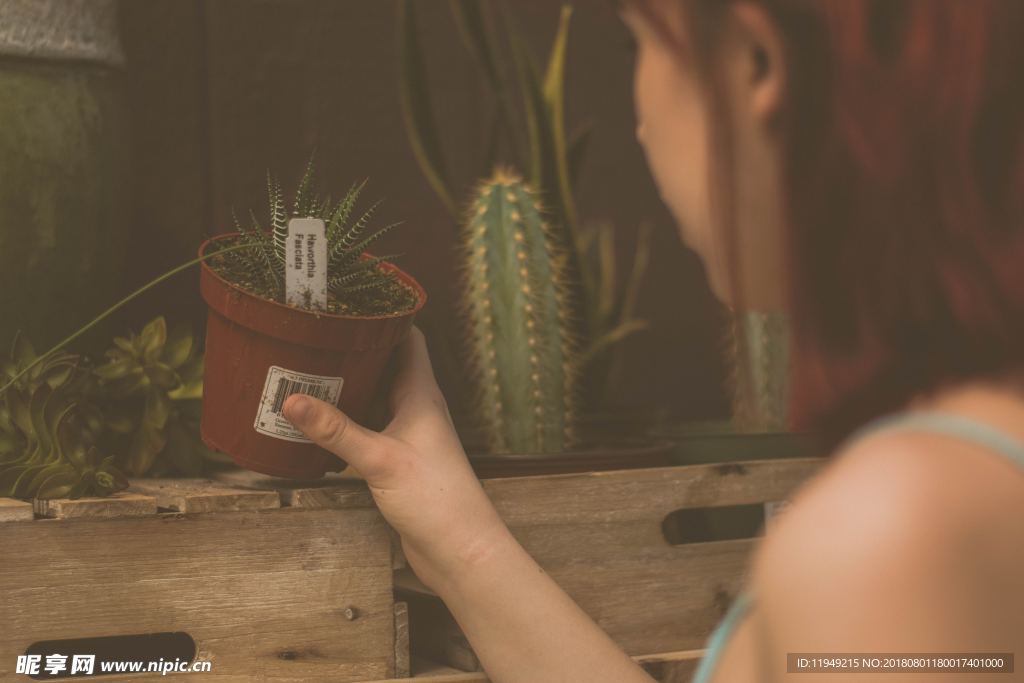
[271, 378, 330, 414]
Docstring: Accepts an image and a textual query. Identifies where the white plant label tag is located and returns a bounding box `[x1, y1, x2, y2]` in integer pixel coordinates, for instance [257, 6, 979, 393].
[254, 365, 344, 442]
[286, 217, 328, 310]
[764, 500, 790, 534]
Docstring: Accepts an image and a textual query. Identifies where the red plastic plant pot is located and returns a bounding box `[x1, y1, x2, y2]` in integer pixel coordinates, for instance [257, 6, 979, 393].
[198, 234, 427, 479]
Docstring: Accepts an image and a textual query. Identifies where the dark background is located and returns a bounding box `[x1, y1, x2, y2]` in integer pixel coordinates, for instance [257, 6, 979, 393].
[116, 0, 730, 425]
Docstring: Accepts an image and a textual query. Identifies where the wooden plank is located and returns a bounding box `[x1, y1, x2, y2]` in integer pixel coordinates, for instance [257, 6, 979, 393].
[129, 478, 281, 513]
[0, 497, 33, 522]
[33, 492, 157, 520]
[0, 507, 395, 681]
[394, 601, 411, 678]
[212, 468, 375, 509]
[477, 458, 823, 525]
[360, 651, 706, 682]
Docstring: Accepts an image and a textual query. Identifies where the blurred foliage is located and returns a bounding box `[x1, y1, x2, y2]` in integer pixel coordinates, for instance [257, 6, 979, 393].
[0, 316, 216, 500]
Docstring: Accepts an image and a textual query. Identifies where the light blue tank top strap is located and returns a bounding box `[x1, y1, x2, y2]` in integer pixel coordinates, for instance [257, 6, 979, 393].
[690, 409, 1024, 683]
[841, 410, 1024, 470]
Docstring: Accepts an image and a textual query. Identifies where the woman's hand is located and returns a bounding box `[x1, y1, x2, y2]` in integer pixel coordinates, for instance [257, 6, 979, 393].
[281, 327, 512, 593]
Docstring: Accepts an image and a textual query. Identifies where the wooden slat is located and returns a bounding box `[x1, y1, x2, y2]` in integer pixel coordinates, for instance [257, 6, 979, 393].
[212, 468, 375, 509]
[33, 492, 157, 520]
[359, 651, 706, 682]
[394, 601, 411, 678]
[0, 497, 33, 522]
[0, 506, 394, 681]
[129, 478, 281, 513]
[477, 458, 822, 524]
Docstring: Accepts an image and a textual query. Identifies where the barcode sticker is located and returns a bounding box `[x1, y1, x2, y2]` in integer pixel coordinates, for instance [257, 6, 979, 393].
[253, 366, 344, 442]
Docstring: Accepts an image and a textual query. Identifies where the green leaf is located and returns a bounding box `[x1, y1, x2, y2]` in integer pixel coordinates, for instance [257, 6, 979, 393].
[139, 317, 168, 364]
[542, 5, 577, 236]
[508, 18, 546, 188]
[145, 362, 180, 391]
[37, 472, 79, 500]
[449, 0, 501, 88]
[29, 384, 53, 457]
[127, 422, 165, 476]
[0, 464, 29, 496]
[103, 368, 147, 397]
[96, 456, 129, 493]
[336, 222, 403, 270]
[13, 462, 50, 497]
[113, 336, 134, 353]
[168, 356, 203, 401]
[293, 155, 317, 218]
[597, 221, 617, 325]
[144, 388, 171, 429]
[36, 356, 78, 390]
[25, 463, 71, 498]
[64, 473, 93, 500]
[160, 322, 194, 369]
[618, 221, 652, 335]
[579, 319, 650, 369]
[8, 388, 33, 436]
[397, 0, 458, 215]
[94, 356, 136, 381]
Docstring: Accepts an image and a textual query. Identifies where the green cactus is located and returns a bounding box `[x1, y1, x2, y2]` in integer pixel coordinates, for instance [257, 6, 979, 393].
[727, 310, 790, 431]
[461, 168, 578, 453]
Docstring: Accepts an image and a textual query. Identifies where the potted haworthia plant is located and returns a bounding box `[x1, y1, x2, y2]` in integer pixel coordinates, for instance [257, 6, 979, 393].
[198, 162, 426, 479]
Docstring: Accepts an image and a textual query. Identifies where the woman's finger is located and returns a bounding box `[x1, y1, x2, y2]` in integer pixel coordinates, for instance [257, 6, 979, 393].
[388, 327, 452, 426]
[283, 394, 389, 477]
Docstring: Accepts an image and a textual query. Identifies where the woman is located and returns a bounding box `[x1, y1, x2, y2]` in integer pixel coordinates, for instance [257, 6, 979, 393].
[284, 1, 1024, 680]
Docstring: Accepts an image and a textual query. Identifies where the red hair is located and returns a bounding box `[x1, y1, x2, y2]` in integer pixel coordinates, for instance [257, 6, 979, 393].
[637, 0, 1024, 445]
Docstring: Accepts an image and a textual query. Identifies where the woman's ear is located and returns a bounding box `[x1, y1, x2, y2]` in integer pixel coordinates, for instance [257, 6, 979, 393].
[725, 2, 787, 122]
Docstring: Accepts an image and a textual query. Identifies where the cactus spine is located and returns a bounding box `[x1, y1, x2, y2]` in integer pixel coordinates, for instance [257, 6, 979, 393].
[461, 168, 577, 454]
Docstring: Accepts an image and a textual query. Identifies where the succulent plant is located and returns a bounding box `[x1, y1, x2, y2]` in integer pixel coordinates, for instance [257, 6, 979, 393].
[94, 316, 211, 476]
[209, 159, 413, 315]
[460, 169, 578, 453]
[0, 333, 128, 499]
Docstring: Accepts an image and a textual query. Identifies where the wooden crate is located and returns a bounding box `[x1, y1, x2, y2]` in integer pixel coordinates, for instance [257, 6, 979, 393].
[396, 457, 823, 673]
[0, 472, 406, 682]
[0, 457, 821, 682]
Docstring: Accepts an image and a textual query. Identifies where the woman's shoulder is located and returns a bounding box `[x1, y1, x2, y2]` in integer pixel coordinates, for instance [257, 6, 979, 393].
[746, 410, 1024, 652]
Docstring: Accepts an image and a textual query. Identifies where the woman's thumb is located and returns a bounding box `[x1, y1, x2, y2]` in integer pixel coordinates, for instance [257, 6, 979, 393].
[283, 394, 387, 476]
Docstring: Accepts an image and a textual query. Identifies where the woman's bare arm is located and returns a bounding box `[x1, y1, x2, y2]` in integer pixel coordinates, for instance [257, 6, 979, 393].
[432, 526, 651, 683]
